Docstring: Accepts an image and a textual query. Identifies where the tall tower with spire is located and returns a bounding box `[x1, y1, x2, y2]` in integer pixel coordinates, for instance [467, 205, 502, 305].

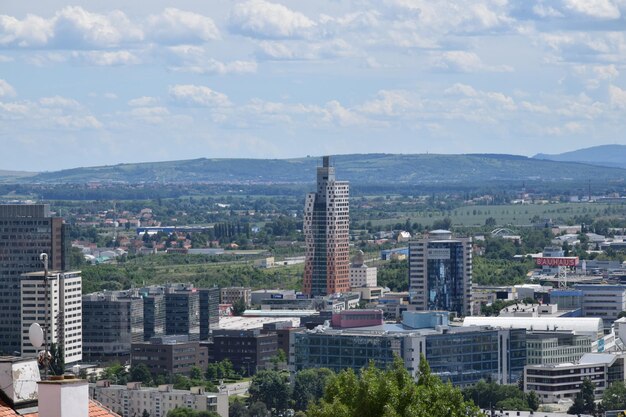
[303, 156, 350, 296]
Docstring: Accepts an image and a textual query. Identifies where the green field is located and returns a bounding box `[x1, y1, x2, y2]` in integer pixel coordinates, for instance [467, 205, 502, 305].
[369, 202, 626, 228]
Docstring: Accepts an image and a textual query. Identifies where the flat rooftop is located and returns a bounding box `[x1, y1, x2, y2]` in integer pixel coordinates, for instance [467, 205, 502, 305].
[218, 316, 300, 331]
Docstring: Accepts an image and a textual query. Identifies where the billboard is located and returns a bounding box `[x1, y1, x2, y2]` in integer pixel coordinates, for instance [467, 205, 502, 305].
[536, 257, 579, 267]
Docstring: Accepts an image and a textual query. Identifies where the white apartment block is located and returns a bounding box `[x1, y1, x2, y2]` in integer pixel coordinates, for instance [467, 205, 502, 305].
[349, 264, 377, 288]
[524, 353, 625, 403]
[90, 381, 228, 417]
[21, 271, 82, 363]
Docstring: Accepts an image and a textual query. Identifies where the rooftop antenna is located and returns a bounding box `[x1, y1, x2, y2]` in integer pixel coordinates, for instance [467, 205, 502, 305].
[37, 253, 51, 379]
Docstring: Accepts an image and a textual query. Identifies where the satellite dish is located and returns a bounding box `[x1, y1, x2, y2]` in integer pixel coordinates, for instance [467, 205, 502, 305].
[29, 323, 44, 349]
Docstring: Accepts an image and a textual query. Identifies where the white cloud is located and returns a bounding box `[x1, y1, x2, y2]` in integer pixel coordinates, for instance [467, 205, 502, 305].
[0, 14, 53, 47]
[432, 51, 513, 73]
[609, 84, 626, 108]
[55, 114, 102, 129]
[357, 90, 417, 116]
[169, 84, 231, 107]
[173, 59, 258, 75]
[0, 79, 16, 97]
[532, 4, 565, 18]
[229, 0, 316, 39]
[444, 83, 480, 97]
[1, 7, 219, 50]
[145, 8, 220, 44]
[563, 0, 622, 19]
[166, 45, 257, 74]
[129, 106, 170, 124]
[51, 7, 143, 49]
[128, 96, 159, 107]
[73, 50, 140, 66]
[323, 100, 369, 127]
[257, 39, 355, 60]
[39, 96, 81, 109]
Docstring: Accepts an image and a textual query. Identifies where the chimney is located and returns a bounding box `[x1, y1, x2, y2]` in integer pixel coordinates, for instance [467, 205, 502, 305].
[38, 377, 89, 417]
[0, 357, 40, 411]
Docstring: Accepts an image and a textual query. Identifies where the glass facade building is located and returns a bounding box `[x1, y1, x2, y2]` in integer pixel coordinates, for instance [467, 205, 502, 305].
[292, 326, 526, 387]
[82, 291, 144, 363]
[408, 230, 472, 316]
[0, 204, 67, 354]
[165, 289, 200, 341]
[199, 287, 220, 340]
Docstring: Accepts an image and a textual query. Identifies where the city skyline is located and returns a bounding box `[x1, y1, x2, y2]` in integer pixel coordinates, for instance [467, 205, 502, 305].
[1, 1, 625, 171]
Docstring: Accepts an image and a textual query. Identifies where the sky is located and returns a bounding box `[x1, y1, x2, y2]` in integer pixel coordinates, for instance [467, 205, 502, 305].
[1, 0, 625, 171]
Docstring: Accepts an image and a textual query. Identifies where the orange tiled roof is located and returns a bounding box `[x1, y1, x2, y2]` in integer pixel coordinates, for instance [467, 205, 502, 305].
[0, 398, 119, 417]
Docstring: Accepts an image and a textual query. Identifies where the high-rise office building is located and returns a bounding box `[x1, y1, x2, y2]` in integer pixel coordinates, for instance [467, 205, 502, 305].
[20, 271, 82, 363]
[408, 230, 472, 316]
[0, 204, 67, 355]
[165, 284, 200, 340]
[199, 287, 220, 340]
[82, 290, 144, 363]
[142, 291, 166, 341]
[303, 156, 350, 297]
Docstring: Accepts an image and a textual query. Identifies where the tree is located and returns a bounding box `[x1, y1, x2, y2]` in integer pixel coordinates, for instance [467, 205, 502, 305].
[526, 391, 540, 411]
[229, 399, 249, 417]
[189, 365, 203, 380]
[130, 363, 153, 386]
[248, 370, 291, 416]
[166, 408, 220, 417]
[602, 381, 626, 412]
[142, 410, 151, 417]
[307, 355, 480, 417]
[232, 297, 247, 316]
[248, 401, 271, 417]
[568, 378, 596, 415]
[293, 368, 335, 411]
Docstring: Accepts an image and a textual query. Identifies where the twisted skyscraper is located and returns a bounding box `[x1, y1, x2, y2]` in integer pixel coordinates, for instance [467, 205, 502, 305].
[303, 156, 350, 297]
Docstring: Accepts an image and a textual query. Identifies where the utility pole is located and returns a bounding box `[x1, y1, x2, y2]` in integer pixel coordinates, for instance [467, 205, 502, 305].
[40, 253, 51, 380]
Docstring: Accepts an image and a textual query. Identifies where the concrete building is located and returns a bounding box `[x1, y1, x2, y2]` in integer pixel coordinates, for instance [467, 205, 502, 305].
[220, 287, 252, 306]
[82, 291, 144, 363]
[90, 381, 227, 417]
[209, 329, 278, 376]
[524, 353, 625, 403]
[330, 309, 384, 328]
[349, 250, 377, 289]
[303, 156, 350, 297]
[408, 230, 472, 316]
[526, 331, 592, 365]
[0, 204, 68, 355]
[131, 335, 208, 377]
[20, 271, 82, 363]
[575, 284, 626, 322]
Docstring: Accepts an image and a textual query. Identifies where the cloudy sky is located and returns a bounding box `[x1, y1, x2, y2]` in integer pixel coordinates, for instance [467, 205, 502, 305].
[1, 0, 625, 171]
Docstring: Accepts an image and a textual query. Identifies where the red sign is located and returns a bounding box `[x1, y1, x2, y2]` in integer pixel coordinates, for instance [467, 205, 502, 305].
[536, 257, 579, 267]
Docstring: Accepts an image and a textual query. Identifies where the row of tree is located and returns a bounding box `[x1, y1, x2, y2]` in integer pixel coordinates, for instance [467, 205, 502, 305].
[232, 356, 481, 417]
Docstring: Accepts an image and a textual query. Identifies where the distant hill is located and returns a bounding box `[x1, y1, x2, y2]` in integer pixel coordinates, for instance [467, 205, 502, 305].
[0, 169, 37, 183]
[19, 153, 626, 185]
[533, 144, 626, 168]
